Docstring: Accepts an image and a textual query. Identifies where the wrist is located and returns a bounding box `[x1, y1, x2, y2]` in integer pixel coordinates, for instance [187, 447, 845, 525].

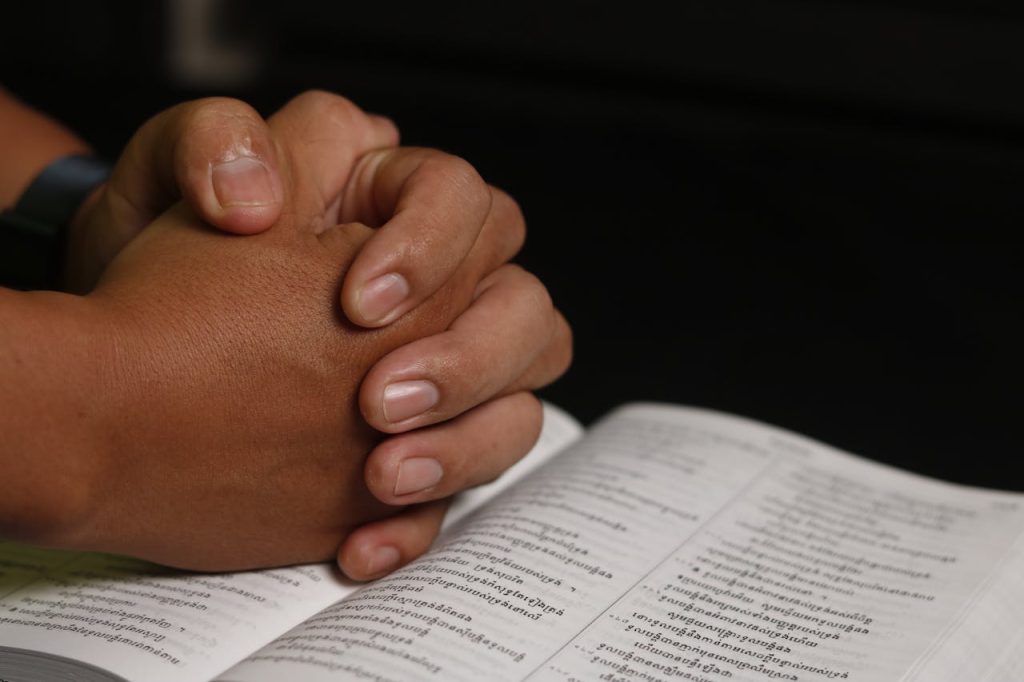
[0, 288, 119, 547]
[1, 156, 112, 292]
[0, 90, 90, 207]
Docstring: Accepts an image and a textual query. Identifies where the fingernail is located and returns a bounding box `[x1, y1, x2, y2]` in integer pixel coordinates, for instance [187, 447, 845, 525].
[366, 545, 401, 576]
[394, 457, 444, 496]
[382, 380, 439, 423]
[357, 273, 410, 324]
[212, 156, 275, 208]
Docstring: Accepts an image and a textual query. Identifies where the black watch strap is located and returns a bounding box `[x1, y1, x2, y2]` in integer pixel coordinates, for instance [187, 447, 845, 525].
[0, 154, 111, 290]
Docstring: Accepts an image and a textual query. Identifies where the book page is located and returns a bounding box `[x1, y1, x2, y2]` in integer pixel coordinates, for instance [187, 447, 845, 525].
[220, 403, 1023, 682]
[0, 402, 582, 682]
[537, 406, 1024, 681]
[0, 546, 349, 682]
[904, 529, 1024, 681]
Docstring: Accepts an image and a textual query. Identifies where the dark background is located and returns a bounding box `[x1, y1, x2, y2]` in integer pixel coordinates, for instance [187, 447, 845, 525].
[3, 1, 1022, 489]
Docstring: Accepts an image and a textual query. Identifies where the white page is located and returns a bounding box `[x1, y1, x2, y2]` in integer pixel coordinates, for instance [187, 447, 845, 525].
[221, 404, 1023, 682]
[904, 528, 1024, 681]
[0, 402, 583, 682]
[537, 406, 1024, 681]
[0, 546, 349, 682]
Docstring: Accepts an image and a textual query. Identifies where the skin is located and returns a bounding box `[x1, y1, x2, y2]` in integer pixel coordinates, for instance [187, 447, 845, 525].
[0, 89, 572, 577]
[0, 87, 91, 207]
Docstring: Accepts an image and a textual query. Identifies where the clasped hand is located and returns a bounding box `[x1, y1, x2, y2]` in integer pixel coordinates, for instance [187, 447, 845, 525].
[8, 92, 570, 579]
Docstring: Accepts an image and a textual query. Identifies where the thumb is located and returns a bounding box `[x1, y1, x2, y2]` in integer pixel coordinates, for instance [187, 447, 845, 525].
[103, 97, 283, 238]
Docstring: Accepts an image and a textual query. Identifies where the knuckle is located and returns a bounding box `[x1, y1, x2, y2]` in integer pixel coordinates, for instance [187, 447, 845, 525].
[425, 154, 488, 206]
[521, 392, 544, 428]
[530, 274, 556, 313]
[505, 266, 554, 315]
[291, 90, 368, 132]
[291, 89, 350, 112]
[491, 187, 527, 253]
[324, 98, 363, 128]
[551, 314, 574, 377]
[369, 114, 401, 144]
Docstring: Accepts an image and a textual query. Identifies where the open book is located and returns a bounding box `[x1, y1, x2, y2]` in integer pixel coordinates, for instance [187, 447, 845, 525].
[2, 403, 1022, 682]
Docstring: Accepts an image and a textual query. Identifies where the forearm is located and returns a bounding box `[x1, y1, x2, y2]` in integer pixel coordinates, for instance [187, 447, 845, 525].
[0, 88, 92, 208]
[0, 287, 112, 544]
